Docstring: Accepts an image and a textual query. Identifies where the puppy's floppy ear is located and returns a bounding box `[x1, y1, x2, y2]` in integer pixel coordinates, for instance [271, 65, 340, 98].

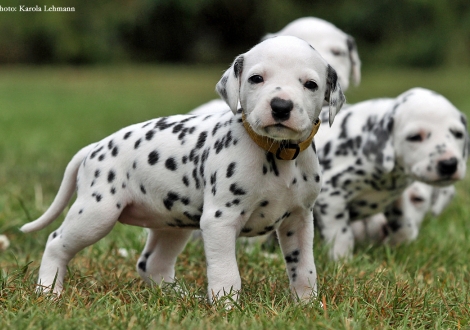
[460, 113, 470, 159]
[325, 64, 346, 126]
[347, 35, 361, 86]
[363, 113, 395, 173]
[216, 55, 244, 114]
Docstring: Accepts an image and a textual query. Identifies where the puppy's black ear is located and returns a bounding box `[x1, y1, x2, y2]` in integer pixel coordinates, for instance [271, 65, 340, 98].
[216, 55, 244, 114]
[460, 113, 470, 158]
[347, 35, 361, 86]
[325, 65, 346, 126]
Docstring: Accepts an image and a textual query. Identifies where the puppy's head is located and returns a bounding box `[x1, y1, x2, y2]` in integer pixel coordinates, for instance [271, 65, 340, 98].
[393, 88, 468, 186]
[216, 36, 345, 142]
[262, 17, 361, 92]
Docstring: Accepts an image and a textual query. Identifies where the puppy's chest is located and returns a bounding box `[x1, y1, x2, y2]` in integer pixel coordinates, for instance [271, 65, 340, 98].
[239, 155, 320, 236]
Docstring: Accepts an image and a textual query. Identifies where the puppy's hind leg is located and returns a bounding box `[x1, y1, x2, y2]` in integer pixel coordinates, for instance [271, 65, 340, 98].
[37, 200, 121, 294]
[137, 228, 193, 286]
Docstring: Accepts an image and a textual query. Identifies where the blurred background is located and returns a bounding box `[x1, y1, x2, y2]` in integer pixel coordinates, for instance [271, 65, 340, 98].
[1, 0, 470, 68]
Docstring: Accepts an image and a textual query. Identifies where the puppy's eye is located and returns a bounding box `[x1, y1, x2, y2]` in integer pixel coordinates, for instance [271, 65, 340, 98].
[331, 49, 343, 56]
[410, 195, 425, 204]
[406, 134, 422, 142]
[304, 80, 318, 91]
[450, 129, 464, 139]
[248, 75, 264, 84]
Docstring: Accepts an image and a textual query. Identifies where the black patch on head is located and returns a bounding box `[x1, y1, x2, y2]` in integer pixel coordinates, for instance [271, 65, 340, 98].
[346, 35, 357, 52]
[148, 150, 159, 165]
[325, 64, 338, 102]
[233, 55, 244, 78]
[165, 157, 177, 171]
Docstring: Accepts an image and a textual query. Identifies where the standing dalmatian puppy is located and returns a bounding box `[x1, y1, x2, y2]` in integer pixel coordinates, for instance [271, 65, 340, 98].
[21, 36, 345, 302]
[314, 88, 468, 260]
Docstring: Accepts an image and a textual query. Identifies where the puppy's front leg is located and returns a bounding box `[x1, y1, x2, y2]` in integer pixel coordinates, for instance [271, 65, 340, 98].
[200, 211, 241, 303]
[277, 211, 317, 302]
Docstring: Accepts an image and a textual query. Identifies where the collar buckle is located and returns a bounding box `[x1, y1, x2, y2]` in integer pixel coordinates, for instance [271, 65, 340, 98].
[276, 142, 300, 160]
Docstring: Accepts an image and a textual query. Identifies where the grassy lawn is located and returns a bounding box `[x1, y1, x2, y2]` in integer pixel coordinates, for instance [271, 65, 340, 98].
[0, 65, 469, 329]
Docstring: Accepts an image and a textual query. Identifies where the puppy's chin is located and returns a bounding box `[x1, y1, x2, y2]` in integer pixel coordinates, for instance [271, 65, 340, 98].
[262, 124, 304, 141]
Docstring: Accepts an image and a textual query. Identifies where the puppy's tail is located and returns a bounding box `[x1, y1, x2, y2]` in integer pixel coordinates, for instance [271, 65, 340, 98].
[20, 144, 95, 233]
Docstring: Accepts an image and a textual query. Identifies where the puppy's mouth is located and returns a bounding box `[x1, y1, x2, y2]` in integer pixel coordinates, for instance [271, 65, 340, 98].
[264, 124, 302, 140]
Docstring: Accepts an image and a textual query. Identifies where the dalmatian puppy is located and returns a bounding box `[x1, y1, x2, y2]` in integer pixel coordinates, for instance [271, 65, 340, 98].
[314, 88, 468, 260]
[20, 36, 345, 302]
[190, 16, 360, 117]
[351, 182, 456, 245]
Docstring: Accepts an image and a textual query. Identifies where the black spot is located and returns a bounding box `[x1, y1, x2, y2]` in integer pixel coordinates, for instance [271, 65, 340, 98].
[52, 232, 57, 239]
[146, 130, 156, 140]
[108, 139, 114, 150]
[112, 146, 119, 157]
[182, 175, 190, 186]
[133, 161, 137, 169]
[196, 131, 208, 149]
[260, 200, 269, 207]
[230, 183, 246, 195]
[148, 151, 159, 165]
[140, 184, 147, 194]
[90, 146, 103, 159]
[94, 193, 102, 202]
[226, 162, 236, 178]
[116, 203, 121, 209]
[315, 175, 320, 183]
[163, 192, 180, 210]
[94, 170, 100, 178]
[98, 154, 105, 161]
[110, 187, 116, 194]
[78, 209, 83, 214]
[134, 139, 142, 149]
[107, 170, 116, 183]
[165, 157, 177, 171]
[124, 131, 132, 139]
[215, 210, 222, 218]
[262, 165, 268, 175]
[138, 261, 147, 272]
[286, 231, 294, 237]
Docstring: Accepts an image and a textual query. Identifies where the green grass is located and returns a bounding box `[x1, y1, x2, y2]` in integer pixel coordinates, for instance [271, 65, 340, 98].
[1, 65, 469, 329]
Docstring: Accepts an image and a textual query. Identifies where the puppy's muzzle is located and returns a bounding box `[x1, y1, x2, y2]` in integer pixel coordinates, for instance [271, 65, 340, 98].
[271, 97, 293, 121]
[437, 157, 458, 177]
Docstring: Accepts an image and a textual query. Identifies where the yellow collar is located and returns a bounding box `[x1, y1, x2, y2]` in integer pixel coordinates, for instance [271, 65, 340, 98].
[241, 112, 321, 161]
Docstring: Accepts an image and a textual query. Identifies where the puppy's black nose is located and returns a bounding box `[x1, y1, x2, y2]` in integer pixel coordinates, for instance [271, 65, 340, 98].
[437, 157, 458, 176]
[271, 97, 293, 121]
